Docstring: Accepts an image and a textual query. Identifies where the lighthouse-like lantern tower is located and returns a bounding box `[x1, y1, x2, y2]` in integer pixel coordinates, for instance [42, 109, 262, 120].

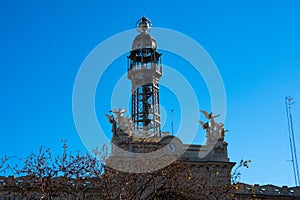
[127, 17, 162, 137]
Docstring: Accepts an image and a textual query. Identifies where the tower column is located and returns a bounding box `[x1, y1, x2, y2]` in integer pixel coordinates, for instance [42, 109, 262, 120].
[127, 17, 162, 137]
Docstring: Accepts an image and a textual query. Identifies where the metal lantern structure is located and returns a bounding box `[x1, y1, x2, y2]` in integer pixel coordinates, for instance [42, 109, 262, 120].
[127, 17, 162, 137]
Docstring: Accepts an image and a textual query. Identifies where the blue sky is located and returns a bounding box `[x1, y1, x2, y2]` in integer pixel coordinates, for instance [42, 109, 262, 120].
[1, 0, 300, 186]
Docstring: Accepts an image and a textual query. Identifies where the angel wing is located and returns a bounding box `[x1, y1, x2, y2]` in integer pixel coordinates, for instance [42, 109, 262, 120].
[200, 110, 210, 119]
[198, 120, 208, 129]
[104, 114, 111, 120]
[118, 108, 126, 114]
[112, 108, 118, 113]
[213, 114, 221, 118]
[198, 120, 205, 126]
[104, 114, 113, 123]
[112, 108, 126, 114]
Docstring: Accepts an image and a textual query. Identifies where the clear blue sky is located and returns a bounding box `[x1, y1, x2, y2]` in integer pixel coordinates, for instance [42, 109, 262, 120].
[1, 0, 300, 186]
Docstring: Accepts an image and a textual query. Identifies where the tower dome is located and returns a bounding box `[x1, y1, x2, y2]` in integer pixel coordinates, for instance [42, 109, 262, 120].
[132, 17, 157, 50]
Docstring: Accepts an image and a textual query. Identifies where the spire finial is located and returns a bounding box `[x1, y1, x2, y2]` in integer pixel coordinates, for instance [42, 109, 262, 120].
[135, 16, 152, 33]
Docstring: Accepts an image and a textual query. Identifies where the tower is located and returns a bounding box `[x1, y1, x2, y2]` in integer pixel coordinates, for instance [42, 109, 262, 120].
[127, 17, 162, 137]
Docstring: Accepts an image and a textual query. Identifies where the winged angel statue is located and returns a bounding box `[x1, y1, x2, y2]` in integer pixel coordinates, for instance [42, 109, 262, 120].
[105, 108, 134, 137]
[198, 110, 228, 143]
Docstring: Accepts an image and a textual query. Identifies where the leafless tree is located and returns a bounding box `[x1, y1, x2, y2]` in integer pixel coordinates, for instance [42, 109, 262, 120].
[0, 140, 250, 199]
[0, 156, 9, 174]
